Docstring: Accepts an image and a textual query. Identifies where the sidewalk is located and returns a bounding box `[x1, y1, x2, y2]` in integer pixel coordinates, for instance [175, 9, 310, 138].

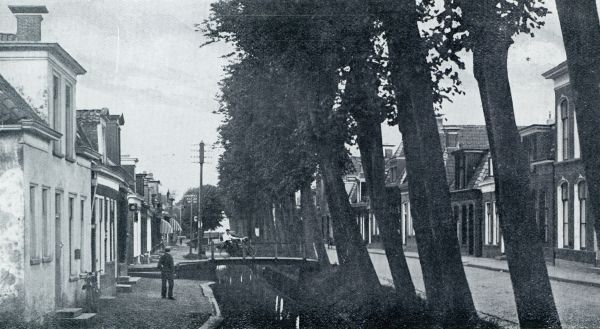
[368, 248, 600, 288]
[93, 278, 213, 329]
[88, 244, 214, 329]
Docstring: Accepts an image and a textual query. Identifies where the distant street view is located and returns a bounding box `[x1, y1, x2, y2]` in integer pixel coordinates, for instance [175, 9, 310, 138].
[0, 1, 599, 329]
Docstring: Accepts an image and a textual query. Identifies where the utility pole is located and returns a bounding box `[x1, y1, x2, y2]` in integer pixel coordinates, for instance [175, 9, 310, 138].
[184, 194, 196, 255]
[197, 141, 205, 257]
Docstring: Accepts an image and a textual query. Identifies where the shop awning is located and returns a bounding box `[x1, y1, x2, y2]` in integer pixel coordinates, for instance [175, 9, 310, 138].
[160, 219, 173, 234]
[170, 218, 182, 233]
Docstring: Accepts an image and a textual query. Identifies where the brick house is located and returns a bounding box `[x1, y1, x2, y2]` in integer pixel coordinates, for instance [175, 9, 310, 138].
[0, 6, 94, 321]
[543, 62, 599, 265]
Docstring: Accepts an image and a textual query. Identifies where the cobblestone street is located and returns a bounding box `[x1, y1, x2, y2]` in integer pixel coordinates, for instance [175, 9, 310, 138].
[90, 278, 212, 329]
[328, 248, 600, 328]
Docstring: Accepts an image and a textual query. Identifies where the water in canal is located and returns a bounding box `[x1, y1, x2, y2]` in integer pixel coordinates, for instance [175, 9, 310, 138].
[212, 265, 353, 329]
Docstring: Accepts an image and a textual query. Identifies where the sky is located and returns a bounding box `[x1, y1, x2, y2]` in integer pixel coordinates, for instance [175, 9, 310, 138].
[0, 0, 595, 199]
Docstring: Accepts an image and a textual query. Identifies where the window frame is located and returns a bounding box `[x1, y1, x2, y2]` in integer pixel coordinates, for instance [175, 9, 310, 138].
[578, 181, 587, 249]
[42, 187, 51, 260]
[52, 74, 62, 156]
[65, 83, 74, 160]
[68, 196, 75, 275]
[560, 100, 569, 161]
[80, 198, 85, 272]
[561, 183, 570, 248]
[29, 184, 39, 263]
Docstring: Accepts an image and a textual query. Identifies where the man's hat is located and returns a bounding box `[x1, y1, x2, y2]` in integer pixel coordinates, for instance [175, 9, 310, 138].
[165, 247, 171, 252]
[226, 229, 230, 231]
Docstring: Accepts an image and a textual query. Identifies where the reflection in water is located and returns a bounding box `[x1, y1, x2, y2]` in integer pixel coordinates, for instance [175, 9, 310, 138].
[214, 265, 300, 328]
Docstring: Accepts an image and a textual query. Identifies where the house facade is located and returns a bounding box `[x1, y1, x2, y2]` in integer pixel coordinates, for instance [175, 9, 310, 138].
[543, 62, 599, 264]
[0, 6, 93, 320]
[77, 108, 129, 294]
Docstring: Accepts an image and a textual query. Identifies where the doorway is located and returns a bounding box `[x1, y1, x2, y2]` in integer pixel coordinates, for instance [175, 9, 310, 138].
[468, 204, 474, 255]
[54, 193, 62, 308]
[91, 198, 96, 272]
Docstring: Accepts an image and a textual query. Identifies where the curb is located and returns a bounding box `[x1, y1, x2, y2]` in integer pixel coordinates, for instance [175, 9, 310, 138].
[367, 249, 600, 288]
[199, 281, 223, 329]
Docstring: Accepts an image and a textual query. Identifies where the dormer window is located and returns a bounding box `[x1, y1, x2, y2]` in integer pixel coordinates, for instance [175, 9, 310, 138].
[446, 132, 458, 148]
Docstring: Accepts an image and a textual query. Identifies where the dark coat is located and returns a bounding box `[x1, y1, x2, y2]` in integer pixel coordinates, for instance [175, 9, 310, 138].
[157, 252, 175, 278]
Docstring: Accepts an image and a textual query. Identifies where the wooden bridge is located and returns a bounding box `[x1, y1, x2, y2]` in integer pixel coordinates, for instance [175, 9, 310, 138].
[128, 242, 321, 279]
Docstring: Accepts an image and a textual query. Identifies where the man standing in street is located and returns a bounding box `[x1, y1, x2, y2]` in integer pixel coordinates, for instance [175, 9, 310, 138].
[157, 247, 175, 300]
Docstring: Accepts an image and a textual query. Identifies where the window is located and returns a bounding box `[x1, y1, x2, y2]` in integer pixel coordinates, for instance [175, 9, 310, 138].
[406, 202, 414, 236]
[55, 192, 62, 263]
[493, 202, 499, 245]
[461, 204, 467, 245]
[488, 157, 494, 177]
[485, 202, 492, 244]
[539, 191, 548, 243]
[69, 197, 75, 275]
[456, 155, 465, 189]
[42, 188, 50, 258]
[104, 198, 108, 263]
[454, 206, 460, 242]
[110, 200, 115, 261]
[80, 199, 85, 272]
[65, 84, 74, 159]
[560, 100, 569, 160]
[579, 181, 587, 249]
[446, 132, 458, 148]
[30, 185, 38, 260]
[561, 183, 570, 248]
[52, 75, 61, 154]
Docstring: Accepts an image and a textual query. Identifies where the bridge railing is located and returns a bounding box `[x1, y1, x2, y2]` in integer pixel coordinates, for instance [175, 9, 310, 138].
[204, 241, 317, 260]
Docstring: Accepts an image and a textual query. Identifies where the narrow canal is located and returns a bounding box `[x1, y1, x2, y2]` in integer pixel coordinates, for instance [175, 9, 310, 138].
[211, 265, 355, 329]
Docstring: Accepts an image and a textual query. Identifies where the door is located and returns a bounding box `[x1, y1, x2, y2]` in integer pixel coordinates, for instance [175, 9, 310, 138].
[91, 198, 96, 272]
[54, 193, 62, 307]
[468, 204, 475, 255]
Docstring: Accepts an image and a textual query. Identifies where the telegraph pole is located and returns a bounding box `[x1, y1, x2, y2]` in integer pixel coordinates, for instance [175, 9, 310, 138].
[197, 141, 205, 257]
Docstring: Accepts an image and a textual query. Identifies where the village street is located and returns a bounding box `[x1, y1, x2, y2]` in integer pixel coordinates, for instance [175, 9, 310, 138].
[327, 248, 600, 328]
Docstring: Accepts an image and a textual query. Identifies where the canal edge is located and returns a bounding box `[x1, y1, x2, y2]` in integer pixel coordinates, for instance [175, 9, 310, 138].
[199, 281, 223, 329]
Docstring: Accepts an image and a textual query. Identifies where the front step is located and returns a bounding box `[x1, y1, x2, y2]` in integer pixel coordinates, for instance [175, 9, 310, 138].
[127, 276, 142, 284]
[99, 296, 116, 301]
[56, 308, 82, 318]
[117, 276, 131, 283]
[116, 284, 133, 293]
[57, 312, 97, 326]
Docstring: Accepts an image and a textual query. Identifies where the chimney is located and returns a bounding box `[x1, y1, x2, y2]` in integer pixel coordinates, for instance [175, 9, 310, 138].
[435, 114, 445, 132]
[9, 6, 48, 42]
[384, 148, 393, 159]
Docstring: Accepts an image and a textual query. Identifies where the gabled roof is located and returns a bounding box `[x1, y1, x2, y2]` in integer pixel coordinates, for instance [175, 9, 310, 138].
[449, 150, 490, 191]
[76, 123, 100, 160]
[542, 61, 568, 80]
[0, 74, 46, 125]
[444, 125, 489, 150]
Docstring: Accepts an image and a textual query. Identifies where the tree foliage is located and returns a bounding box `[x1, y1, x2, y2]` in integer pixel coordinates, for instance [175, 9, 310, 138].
[177, 185, 226, 232]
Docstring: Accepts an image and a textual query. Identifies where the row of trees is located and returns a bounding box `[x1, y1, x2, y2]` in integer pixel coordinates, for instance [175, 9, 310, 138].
[204, 1, 600, 328]
[176, 185, 226, 235]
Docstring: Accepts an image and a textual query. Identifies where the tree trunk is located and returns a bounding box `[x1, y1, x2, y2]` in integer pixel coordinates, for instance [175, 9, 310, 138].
[378, 1, 477, 323]
[319, 148, 381, 289]
[301, 181, 330, 266]
[555, 0, 600, 263]
[342, 60, 416, 301]
[472, 38, 561, 328]
[355, 118, 417, 304]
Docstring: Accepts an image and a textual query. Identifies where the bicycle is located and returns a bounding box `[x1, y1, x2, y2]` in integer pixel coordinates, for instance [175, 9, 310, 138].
[80, 271, 100, 313]
[219, 237, 255, 257]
